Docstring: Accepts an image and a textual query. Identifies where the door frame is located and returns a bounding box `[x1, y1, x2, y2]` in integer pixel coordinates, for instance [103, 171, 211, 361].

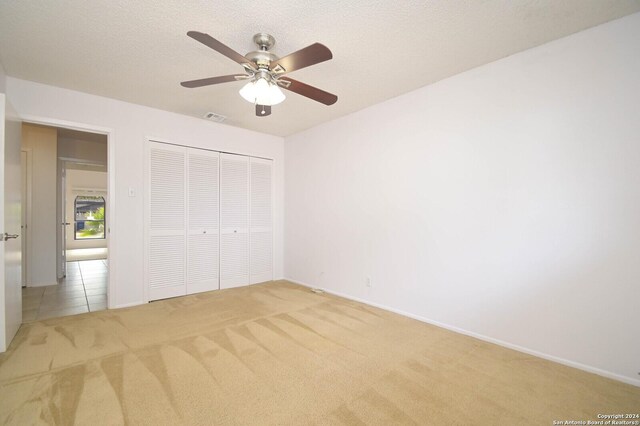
[19, 115, 116, 309]
[20, 148, 32, 286]
[57, 159, 66, 279]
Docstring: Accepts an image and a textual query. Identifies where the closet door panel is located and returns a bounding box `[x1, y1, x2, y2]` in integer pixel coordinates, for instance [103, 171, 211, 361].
[148, 142, 187, 301]
[149, 235, 185, 300]
[187, 149, 220, 294]
[250, 231, 272, 283]
[220, 153, 249, 289]
[250, 158, 273, 284]
[220, 232, 248, 286]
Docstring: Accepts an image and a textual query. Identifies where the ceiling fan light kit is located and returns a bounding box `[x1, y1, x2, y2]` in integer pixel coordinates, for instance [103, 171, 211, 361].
[238, 70, 286, 106]
[181, 31, 337, 117]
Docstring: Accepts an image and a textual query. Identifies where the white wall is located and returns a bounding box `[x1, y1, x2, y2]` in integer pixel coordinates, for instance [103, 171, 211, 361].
[0, 63, 6, 93]
[6, 79, 284, 308]
[22, 124, 57, 286]
[65, 169, 108, 250]
[285, 13, 640, 386]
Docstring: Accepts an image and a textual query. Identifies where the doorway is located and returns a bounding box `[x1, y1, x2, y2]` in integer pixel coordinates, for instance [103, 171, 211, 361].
[62, 162, 108, 264]
[21, 124, 110, 322]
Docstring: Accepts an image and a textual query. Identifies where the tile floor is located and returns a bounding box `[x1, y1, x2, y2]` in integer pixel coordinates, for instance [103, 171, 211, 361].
[66, 248, 108, 262]
[22, 260, 108, 322]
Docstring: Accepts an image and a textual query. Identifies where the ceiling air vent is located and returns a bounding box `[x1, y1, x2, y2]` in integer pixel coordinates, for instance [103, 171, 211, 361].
[203, 112, 226, 123]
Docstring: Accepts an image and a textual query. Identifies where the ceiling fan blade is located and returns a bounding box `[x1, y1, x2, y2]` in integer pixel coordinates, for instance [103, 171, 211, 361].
[256, 104, 271, 117]
[187, 31, 255, 70]
[277, 77, 337, 105]
[270, 43, 332, 75]
[180, 74, 250, 88]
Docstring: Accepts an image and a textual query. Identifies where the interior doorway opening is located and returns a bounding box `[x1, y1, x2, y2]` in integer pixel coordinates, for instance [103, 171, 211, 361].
[62, 162, 108, 265]
[21, 124, 110, 322]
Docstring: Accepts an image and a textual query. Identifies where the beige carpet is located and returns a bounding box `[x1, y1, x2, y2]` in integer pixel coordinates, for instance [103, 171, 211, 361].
[0, 281, 637, 425]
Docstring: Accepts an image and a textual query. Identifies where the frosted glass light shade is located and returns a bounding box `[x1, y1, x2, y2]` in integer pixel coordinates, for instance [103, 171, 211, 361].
[239, 80, 258, 103]
[239, 77, 286, 106]
[266, 83, 286, 105]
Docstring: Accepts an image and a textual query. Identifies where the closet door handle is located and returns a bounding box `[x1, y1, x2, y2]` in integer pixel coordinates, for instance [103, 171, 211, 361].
[3, 233, 19, 241]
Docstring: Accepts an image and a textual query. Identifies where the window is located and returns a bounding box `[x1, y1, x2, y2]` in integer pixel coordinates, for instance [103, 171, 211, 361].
[74, 195, 105, 239]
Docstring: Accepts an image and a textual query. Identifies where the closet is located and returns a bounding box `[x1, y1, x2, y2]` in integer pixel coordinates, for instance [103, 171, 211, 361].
[220, 153, 249, 289]
[146, 141, 272, 301]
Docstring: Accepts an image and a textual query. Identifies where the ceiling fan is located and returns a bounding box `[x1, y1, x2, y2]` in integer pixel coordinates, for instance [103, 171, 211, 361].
[180, 32, 338, 117]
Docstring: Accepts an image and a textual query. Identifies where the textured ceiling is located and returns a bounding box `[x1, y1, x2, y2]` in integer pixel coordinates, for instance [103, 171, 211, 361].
[1, 1, 639, 136]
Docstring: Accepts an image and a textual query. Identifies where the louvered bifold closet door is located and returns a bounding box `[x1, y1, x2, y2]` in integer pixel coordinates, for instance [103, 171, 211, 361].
[148, 142, 187, 301]
[187, 148, 220, 294]
[220, 153, 249, 289]
[250, 158, 273, 284]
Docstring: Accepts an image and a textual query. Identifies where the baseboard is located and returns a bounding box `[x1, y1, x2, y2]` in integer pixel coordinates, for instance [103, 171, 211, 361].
[285, 277, 640, 388]
[26, 282, 57, 288]
[110, 301, 145, 310]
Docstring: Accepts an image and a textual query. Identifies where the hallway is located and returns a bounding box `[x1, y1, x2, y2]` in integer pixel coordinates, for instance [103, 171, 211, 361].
[21, 260, 108, 322]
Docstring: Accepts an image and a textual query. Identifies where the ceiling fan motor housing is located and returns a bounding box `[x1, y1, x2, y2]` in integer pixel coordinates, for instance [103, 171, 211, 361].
[246, 33, 278, 69]
[245, 50, 278, 69]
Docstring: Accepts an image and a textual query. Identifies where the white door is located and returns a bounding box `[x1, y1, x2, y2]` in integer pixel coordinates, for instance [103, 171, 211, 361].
[20, 150, 27, 286]
[1, 94, 22, 352]
[187, 148, 219, 294]
[220, 153, 249, 289]
[250, 158, 273, 284]
[148, 142, 187, 301]
[57, 162, 67, 279]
